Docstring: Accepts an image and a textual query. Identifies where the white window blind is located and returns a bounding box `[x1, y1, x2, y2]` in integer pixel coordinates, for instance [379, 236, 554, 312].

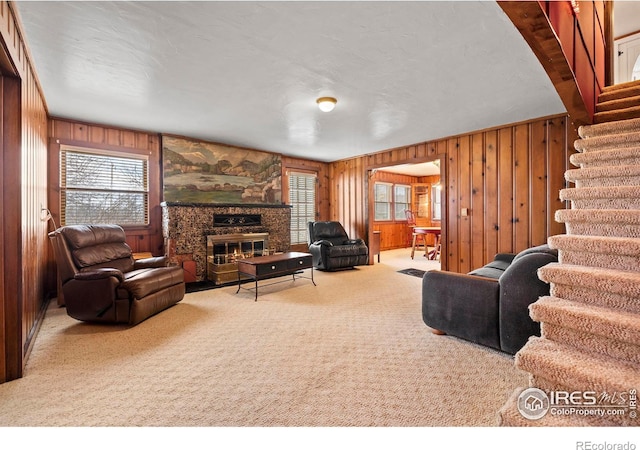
[394, 184, 411, 220]
[374, 182, 392, 221]
[374, 182, 411, 221]
[289, 171, 317, 245]
[60, 147, 149, 226]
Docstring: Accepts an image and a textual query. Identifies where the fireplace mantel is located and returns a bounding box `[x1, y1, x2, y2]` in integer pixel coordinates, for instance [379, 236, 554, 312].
[161, 202, 292, 282]
[161, 202, 292, 209]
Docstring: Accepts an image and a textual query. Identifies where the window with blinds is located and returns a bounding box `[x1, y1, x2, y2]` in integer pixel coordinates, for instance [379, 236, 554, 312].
[60, 147, 149, 226]
[289, 171, 317, 245]
[374, 182, 411, 221]
[374, 182, 392, 220]
[394, 184, 411, 220]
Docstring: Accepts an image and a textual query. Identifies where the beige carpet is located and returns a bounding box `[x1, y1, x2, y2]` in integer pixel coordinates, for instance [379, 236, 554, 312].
[0, 249, 527, 427]
[594, 81, 640, 123]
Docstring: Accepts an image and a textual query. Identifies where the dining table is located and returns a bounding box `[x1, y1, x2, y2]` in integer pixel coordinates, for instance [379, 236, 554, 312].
[411, 226, 441, 260]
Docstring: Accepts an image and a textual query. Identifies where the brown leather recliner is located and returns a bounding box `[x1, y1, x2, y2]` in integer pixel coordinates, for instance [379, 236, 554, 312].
[49, 224, 185, 325]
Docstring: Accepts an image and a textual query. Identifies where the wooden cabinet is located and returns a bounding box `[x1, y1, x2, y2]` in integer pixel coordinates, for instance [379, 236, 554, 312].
[412, 182, 440, 246]
[370, 230, 381, 263]
[413, 183, 430, 222]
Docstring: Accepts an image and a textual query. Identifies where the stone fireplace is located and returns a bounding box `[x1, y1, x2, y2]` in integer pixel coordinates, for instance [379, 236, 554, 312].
[161, 202, 292, 282]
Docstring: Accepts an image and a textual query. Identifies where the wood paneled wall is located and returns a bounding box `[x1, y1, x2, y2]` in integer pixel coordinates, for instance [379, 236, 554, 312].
[545, 0, 609, 120]
[48, 118, 165, 256]
[329, 114, 575, 273]
[544, 0, 613, 117]
[20, 67, 49, 368]
[46, 121, 332, 259]
[444, 117, 573, 273]
[0, 1, 49, 383]
[328, 157, 368, 242]
[499, 1, 610, 127]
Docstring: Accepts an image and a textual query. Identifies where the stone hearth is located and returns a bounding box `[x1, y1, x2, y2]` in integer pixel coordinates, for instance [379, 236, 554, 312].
[162, 202, 291, 281]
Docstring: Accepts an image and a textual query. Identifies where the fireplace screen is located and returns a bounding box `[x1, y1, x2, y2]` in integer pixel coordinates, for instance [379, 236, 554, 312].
[206, 233, 269, 284]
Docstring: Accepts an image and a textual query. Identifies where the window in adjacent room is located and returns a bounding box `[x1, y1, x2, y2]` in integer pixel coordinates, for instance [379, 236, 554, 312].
[432, 184, 442, 221]
[60, 146, 149, 226]
[289, 171, 317, 245]
[374, 182, 411, 221]
[394, 184, 411, 220]
[374, 182, 392, 220]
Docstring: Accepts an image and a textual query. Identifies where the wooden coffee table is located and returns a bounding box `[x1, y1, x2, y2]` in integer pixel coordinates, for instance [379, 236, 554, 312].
[236, 252, 316, 301]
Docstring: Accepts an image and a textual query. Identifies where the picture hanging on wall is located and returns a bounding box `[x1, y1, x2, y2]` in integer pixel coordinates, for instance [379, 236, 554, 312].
[162, 135, 282, 204]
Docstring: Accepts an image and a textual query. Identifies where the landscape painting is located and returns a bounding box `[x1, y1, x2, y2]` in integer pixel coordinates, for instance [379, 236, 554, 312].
[162, 135, 282, 204]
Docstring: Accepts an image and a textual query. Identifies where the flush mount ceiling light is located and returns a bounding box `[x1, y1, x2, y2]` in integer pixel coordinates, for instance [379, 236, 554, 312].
[316, 97, 337, 112]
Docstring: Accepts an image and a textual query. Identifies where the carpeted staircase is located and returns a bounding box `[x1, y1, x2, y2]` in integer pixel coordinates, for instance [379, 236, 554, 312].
[594, 80, 640, 123]
[499, 81, 640, 427]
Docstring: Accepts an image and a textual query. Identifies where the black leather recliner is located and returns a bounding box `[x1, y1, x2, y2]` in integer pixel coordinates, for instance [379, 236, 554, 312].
[422, 244, 558, 354]
[307, 221, 369, 271]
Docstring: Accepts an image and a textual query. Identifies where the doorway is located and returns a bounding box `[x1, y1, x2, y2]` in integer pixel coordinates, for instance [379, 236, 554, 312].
[614, 32, 640, 84]
[367, 157, 445, 270]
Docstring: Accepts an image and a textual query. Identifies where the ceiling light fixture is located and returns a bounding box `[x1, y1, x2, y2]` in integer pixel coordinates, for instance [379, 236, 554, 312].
[316, 97, 337, 112]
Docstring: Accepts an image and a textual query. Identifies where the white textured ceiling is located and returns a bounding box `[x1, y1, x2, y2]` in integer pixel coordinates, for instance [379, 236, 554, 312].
[16, 1, 567, 163]
[614, 0, 640, 38]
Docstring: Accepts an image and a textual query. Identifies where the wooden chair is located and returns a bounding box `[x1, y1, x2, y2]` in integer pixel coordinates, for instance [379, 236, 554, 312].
[405, 209, 416, 247]
[405, 210, 426, 257]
